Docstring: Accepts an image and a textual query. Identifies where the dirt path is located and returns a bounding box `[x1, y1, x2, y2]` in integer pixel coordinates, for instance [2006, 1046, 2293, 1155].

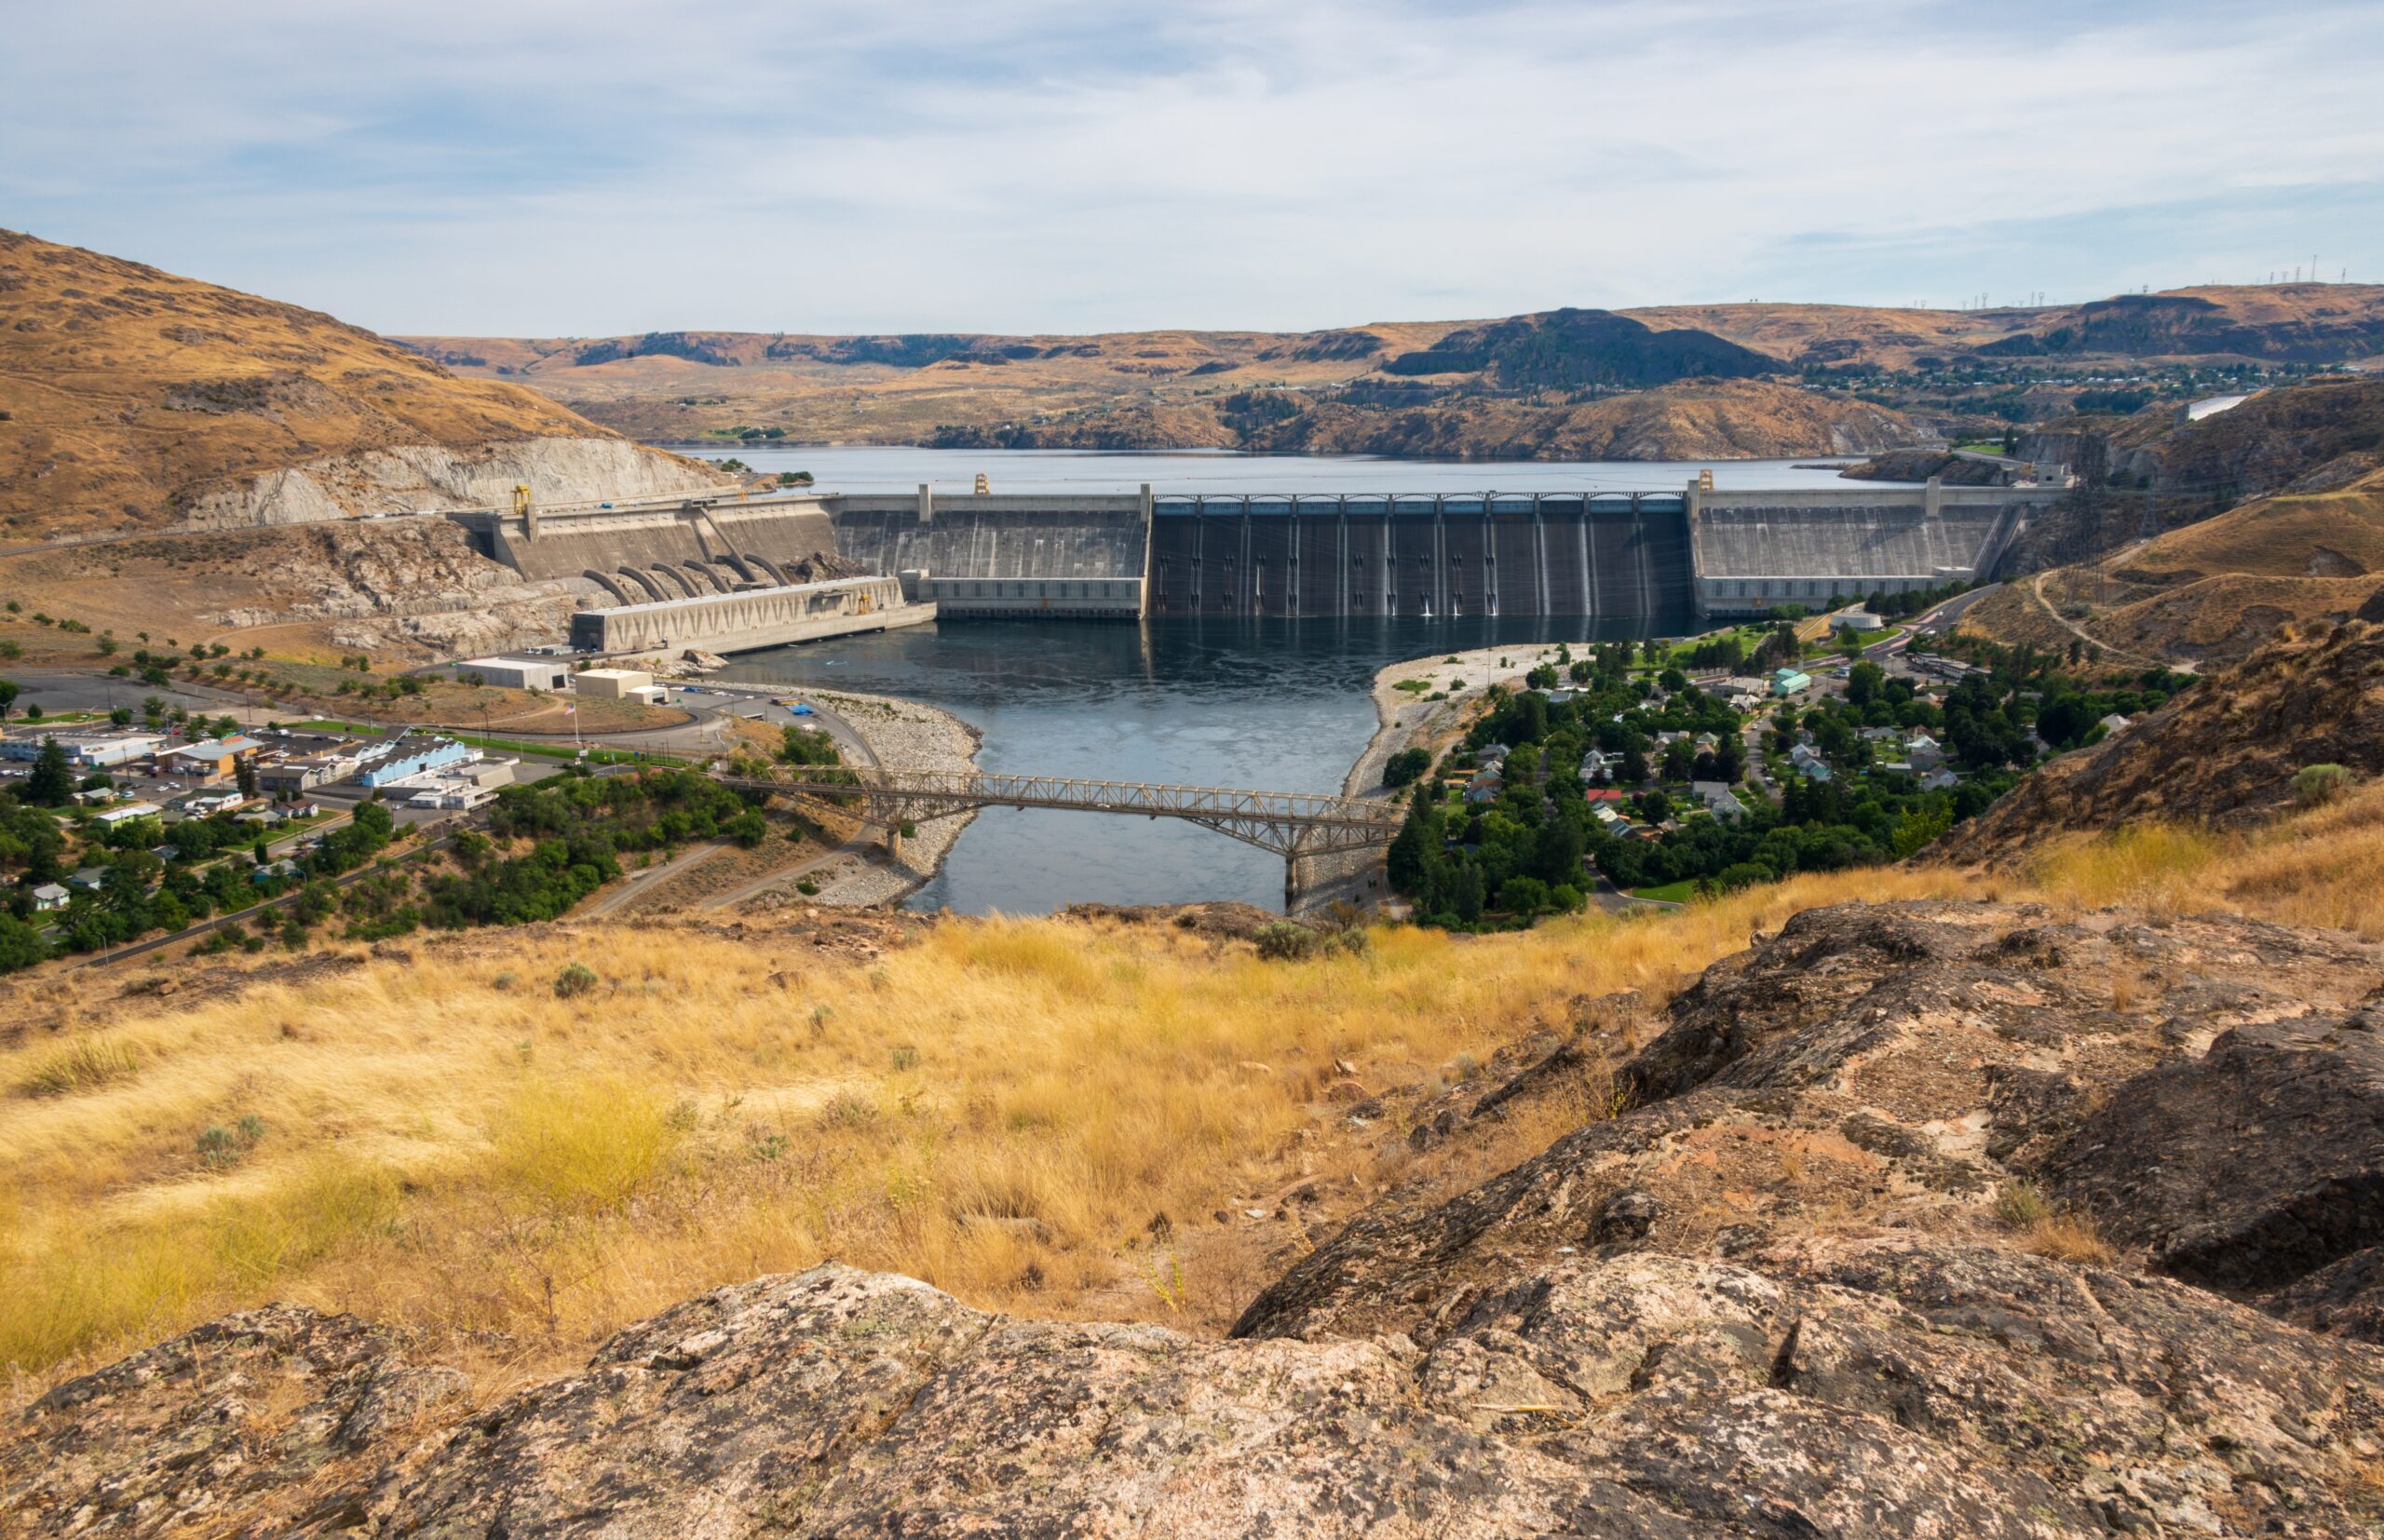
[579, 842, 730, 917]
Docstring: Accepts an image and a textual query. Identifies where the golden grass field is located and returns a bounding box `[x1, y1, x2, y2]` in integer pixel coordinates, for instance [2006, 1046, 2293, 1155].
[5, 777, 2380, 1401]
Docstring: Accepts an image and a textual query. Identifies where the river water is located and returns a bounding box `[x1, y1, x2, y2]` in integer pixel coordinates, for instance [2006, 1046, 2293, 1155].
[698, 448, 1853, 915]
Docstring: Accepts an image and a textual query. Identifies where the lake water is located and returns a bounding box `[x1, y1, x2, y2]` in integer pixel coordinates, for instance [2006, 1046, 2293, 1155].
[696, 448, 1854, 914]
[682, 443, 1863, 497]
[717, 615, 1650, 915]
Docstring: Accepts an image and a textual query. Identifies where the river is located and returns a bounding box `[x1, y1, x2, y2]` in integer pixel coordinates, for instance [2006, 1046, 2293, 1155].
[698, 448, 1851, 915]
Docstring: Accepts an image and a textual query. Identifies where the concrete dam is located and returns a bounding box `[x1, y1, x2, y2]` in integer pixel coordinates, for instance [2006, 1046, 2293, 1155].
[447, 476, 2064, 652]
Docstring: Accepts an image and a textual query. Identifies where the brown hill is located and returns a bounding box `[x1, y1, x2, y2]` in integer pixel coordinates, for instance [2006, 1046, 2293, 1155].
[1937, 618, 2384, 864]
[405, 286, 2384, 458]
[1962, 460, 2384, 667]
[0, 229, 721, 538]
[934, 379, 1927, 462]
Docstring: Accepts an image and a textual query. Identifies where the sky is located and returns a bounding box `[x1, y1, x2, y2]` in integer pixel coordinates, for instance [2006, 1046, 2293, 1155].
[5, 0, 2381, 336]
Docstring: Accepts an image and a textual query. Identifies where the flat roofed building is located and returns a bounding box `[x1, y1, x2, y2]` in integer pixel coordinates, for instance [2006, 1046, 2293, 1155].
[573, 668, 654, 698]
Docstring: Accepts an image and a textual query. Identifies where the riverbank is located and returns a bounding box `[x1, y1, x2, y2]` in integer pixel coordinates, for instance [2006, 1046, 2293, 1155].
[765, 688, 982, 911]
[1295, 640, 1574, 915]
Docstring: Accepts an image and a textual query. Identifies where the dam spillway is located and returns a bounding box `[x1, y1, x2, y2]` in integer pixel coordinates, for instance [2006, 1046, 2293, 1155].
[449, 476, 2064, 638]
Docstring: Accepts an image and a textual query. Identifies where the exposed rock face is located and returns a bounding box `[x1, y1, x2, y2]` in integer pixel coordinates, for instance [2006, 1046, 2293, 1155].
[182, 436, 725, 528]
[10, 1250, 2380, 1537]
[1937, 619, 2384, 863]
[12, 900, 2384, 1536]
[2040, 1008, 2384, 1290]
[1238, 901, 2384, 1346]
[2, 1304, 465, 1536]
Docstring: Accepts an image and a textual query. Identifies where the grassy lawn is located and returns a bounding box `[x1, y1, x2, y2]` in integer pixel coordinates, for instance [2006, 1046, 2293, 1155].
[1630, 880, 1700, 903]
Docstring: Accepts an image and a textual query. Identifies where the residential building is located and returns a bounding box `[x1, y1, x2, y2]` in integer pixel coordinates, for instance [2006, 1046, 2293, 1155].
[1905, 735, 1946, 772]
[31, 883, 68, 912]
[89, 801, 165, 827]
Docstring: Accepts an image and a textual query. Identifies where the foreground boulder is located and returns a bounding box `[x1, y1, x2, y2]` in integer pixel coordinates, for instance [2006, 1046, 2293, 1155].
[9, 1248, 2380, 1538]
[1239, 901, 2384, 1345]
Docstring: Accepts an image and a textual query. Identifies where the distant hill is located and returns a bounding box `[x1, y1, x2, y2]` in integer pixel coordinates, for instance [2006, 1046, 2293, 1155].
[0, 229, 721, 538]
[1379, 308, 1775, 388]
[403, 284, 2384, 460]
[1936, 617, 2384, 864]
[935, 378, 1924, 462]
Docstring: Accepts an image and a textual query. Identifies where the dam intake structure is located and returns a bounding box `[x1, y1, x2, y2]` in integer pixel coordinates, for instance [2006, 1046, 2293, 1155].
[447, 475, 2065, 652]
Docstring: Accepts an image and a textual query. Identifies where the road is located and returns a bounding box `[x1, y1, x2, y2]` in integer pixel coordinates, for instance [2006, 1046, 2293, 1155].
[64, 828, 458, 969]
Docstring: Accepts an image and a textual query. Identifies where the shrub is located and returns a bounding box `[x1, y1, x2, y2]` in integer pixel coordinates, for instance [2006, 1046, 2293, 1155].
[20, 1036, 143, 1097]
[1993, 1179, 2052, 1229]
[1382, 748, 1432, 788]
[2292, 763, 2353, 809]
[1253, 922, 1322, 961]
[553, 962, 600, 998]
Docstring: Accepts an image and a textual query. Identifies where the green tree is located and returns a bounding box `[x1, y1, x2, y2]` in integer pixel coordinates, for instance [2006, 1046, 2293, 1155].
[0, 679, 16, 720]
[25, 736, 74, 806]
[1846, 661, 1886, 707]
[0, 913, 48, 974]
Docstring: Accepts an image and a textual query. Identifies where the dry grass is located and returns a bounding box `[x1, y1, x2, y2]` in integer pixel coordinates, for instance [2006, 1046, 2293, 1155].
[0, 864, 1980, 1386]
[5, 783, 2374, 1394]
[2024, 775, 2384, 938]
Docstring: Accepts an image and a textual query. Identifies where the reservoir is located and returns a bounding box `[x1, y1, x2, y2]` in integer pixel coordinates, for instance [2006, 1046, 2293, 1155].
[699, 449, 1855, 914]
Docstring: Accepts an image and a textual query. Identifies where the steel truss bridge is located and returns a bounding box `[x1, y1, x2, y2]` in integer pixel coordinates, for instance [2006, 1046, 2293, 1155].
[717, 768, 1405, 862]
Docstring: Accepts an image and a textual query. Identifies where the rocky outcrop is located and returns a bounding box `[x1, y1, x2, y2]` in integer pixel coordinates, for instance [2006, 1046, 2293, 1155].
[181, 436, 726, 528]
[1238, 901, 2384, 1346]
[13, 899, 2384, 1535]
[10, 1249, 2381, 1536]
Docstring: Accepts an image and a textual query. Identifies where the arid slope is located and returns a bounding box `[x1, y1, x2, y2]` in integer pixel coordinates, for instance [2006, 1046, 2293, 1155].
[0, 229, 722, 539]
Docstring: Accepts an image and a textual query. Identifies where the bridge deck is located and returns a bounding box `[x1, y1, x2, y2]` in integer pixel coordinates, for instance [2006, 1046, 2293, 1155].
[719, 768, 1403, 858]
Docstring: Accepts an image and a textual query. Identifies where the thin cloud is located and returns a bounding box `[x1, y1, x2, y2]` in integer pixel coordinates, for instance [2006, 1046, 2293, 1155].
[3, 0, 2377, 332]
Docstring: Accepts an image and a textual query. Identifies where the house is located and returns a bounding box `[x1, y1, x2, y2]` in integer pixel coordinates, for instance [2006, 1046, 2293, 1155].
[1583, 789, 1627, 805]
[1578, 749, 1618, 779]
[1692, 732, 1720, 751]
[160, 735, 263, 783]
[1771, 668, 1812, 696]
[1789, 745, 1834, 782]
[180, 791, 245, 817]
[1905, 735, 1945, 772]
[72, 787, 120, 806]
[1860, 726, 1904, 745]
[89, 801, 165, 827]
[2098, 713, 2132, 736]
[250, 858, 303, 884]
[235, 807, 289, 828]
[67, 868, 109, 892]
[1464, 773, 1504, 806]
[32, 883, 68, 912]
[1475, 743, 1511, 769]
[1920, 769, 1959, 792]
[1690, 780, 1748, 819]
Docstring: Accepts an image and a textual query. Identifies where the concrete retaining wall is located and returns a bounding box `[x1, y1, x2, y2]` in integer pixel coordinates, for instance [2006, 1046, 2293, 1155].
[568, 575, 932, 655]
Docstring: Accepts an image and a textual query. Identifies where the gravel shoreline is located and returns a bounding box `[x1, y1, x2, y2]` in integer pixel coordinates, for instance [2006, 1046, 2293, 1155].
[796, 689, 982, 910]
